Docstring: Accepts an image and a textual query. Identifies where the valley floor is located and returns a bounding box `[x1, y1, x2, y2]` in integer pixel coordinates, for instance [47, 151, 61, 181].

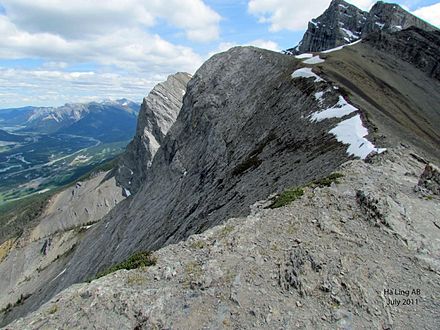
[5, 147, 439, 329]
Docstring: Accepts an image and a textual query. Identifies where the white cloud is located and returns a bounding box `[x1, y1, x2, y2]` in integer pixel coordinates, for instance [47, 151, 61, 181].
[247, 0, 374, 31]
[0, 16, 203, 72]
[1, 0, 220, 42]
[0, 1, 220, 107]
[413, 3, 440, 28]
[247, 39, 280, 51]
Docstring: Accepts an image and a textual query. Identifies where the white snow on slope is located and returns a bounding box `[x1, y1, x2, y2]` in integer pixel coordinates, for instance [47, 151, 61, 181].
[291, 68, 324, 82]
[295, 53, 313, 59]
[311, 95, 357, 121]
[329, 115, 386, 159]
[321, 40, 362, 54]
[340, 28, 360, 41]
[314, 91, 325, 102]
[303, 56, 325, 64]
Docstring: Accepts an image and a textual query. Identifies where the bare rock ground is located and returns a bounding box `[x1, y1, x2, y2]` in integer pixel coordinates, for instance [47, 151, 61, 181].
[6, 147, 439, 329]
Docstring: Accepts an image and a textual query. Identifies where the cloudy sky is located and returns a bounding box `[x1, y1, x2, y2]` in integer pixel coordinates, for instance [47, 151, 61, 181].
[0, 0, 438, 108]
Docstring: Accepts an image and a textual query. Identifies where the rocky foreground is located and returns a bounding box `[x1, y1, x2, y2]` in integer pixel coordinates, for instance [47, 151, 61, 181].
[5, 147, 439, 329]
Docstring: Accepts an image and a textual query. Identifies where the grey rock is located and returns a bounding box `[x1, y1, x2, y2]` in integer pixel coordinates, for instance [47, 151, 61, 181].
[287, 0, 438, 54]
[0, 171, 124, 314]
[364, 27, 440, 81]
[287, 0, 367, 54]
[363, 1, 436, 36]
[417, 163, 440, 195]
[116, 72, 191, 194]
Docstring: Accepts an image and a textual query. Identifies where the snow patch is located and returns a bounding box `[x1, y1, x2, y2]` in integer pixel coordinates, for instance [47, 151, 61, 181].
[375, 22, 385, 29]
[340, 28, 360, 40]
[295, 53, 313, 59]
[303, 56, 325, 64]
[123, 188, 131, 197]
[329, 115, 386, 159]
[321, 40, 362, 54]
[314, 91, 325, 102]
[50, 268, 67, 283]
[291, 68, 324, 82]
[311, 96, 358, 122]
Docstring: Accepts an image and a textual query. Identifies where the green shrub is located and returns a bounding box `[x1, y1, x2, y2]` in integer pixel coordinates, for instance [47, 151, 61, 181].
[95, 251, 157, 279]
[270, 187, 304, 209]
[309, 173, 344, 188]
[1, 293, 31, 314]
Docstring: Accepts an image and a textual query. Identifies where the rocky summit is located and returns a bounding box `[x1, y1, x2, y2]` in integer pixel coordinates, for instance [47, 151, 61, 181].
[1, 2, 439, 329]
[286, 0, 438, 54]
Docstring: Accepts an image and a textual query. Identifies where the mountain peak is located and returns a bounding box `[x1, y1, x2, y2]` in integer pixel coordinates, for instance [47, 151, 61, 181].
[286, 0, 438, 54]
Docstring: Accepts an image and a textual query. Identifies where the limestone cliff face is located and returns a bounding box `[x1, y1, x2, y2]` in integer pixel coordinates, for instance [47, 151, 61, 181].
[286, 0, 438, 54]
[116, 72, 191, 195]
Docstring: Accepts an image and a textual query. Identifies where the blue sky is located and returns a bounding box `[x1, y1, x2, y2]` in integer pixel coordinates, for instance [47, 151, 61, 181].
[0, 0, 438, 108]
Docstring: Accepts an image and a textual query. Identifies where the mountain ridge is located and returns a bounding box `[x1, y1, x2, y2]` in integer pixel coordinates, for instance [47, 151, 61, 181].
[0, 99, 139, 136]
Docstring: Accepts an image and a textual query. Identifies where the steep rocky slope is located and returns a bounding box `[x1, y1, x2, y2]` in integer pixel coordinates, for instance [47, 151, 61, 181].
[286, 0, 437, 54]
[2, 25, 440, 328]
[116, 72, 191, 195]
[6, 148, 440, 329]
[30, 172, 125, 240]
[363, 27, 440, 80]
[0, 171, 124, 321]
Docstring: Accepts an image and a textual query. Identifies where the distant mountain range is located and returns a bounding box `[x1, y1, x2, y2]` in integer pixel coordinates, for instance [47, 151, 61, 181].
[0, 99, 140, 142]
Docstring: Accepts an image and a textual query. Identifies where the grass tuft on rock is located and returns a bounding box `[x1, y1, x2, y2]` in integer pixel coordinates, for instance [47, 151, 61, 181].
[95, 251, 157, 279]
[309, 173, 344, 188]
[270, 187, 304, 209]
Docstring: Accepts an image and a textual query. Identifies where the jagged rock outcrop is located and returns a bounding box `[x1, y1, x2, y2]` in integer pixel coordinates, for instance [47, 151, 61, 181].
[286, 0, 438, 54]
[116, 72, 191, 195]
[363, 1, 436, 35]
[287, 0, 368, 54]
[6, 148, 440, 329]
[417, 163, 440, 195]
